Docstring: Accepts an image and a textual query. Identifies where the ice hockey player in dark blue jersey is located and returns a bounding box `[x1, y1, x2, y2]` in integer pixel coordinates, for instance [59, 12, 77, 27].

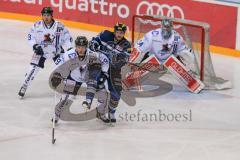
[85, 23, 131, 123]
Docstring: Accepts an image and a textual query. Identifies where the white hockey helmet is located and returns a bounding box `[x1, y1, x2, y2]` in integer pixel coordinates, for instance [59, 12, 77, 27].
[161, 19, 173, 40]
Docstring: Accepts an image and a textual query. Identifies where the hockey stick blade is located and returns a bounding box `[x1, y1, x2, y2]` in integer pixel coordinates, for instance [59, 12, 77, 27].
[52, 128, 56, 144]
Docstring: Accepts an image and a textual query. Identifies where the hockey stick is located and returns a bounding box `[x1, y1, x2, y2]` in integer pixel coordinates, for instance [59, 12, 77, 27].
[52, 91, 57, 144]
[127, 62, 166, 73]
[106, 91, 114, 127]
[97, 49, 165, 74]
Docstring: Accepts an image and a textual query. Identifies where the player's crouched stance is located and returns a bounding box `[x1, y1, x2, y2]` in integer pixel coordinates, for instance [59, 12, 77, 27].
[50, 36, 110, 123]
[18, 7, 73, 98]
[124, 19, 205, 93]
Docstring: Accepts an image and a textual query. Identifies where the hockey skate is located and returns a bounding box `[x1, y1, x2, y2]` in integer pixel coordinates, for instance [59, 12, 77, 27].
[96, 109, 110, 123]
[18, 85, 27, 98]
[108, 111, 116, 123]
[82, 100, 91, 110]
[109, 114, 116, 123]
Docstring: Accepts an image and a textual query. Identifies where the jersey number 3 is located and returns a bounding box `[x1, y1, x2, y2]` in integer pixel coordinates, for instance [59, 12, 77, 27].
[28, 34, 31, 40]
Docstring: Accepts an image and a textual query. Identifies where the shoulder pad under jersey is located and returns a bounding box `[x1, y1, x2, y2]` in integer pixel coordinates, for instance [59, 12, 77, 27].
[66, 49, 78, 59]
[87, 49, 100, 62]
[99, 30, 115, 42]
[33, 20, 43, 28]
[87, 49, 99, 58]
[151, 29, 161, 36]
[56, 21, 65, 28]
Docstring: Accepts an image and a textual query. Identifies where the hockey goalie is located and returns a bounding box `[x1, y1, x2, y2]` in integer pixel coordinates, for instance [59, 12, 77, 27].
[123, 18, 205, 93]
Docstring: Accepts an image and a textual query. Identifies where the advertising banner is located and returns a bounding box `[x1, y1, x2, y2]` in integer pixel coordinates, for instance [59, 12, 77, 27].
[0, 0, 238, 49]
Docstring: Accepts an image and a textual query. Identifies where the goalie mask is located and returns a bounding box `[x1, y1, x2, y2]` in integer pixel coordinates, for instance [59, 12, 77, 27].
[161, 19, 173, 40]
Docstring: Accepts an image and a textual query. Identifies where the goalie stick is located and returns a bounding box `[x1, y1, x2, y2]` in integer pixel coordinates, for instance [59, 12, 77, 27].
[122, 55, 162, 89]
[123, 53, 205, 93]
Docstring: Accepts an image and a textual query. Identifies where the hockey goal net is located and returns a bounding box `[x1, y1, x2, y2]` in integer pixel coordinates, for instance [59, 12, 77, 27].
[131, 15, 231, 90]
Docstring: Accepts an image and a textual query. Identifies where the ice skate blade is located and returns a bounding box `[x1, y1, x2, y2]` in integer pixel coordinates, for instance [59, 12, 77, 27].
[18, 95, 24, 100]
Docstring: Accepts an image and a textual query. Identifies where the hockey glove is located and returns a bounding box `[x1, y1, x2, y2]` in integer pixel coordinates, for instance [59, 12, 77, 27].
[89, 40, 100, 51]
[113, 52, 128, 68]
[33, 44, 44, 56]
[51, 72, 62, 88]
[97, 72, 109, 89]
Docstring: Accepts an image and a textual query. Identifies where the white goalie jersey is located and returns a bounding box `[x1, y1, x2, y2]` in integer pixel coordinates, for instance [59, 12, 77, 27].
[133, 28, 189, 63]
[125, 28, 205, 93]
[28, 20, 73, 59]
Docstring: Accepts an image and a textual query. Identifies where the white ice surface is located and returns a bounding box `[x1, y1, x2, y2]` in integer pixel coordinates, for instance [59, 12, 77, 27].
[0, 19, 240, 160]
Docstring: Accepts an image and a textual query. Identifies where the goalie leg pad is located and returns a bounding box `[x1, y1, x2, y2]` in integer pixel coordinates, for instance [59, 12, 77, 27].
[163, 55, 205, 93]
[122, 55, 161, 89]
[129, 47, 144, 63]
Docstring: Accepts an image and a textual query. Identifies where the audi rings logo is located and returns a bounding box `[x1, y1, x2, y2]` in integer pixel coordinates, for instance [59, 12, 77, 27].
[136, 1, 185, 19]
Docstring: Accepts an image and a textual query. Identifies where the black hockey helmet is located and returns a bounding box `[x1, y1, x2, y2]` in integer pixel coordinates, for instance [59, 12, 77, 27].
[41, 7, 53, 15]
[75, 36, 88, 46]
[114, 23, 127, 33]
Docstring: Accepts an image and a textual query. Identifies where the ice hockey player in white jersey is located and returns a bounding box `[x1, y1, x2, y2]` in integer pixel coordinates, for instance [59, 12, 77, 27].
[131, 18, 190, 64]
[126, 18, 204, 92]
[18, 7, 73, 98]
[50, 36, 109, 123]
